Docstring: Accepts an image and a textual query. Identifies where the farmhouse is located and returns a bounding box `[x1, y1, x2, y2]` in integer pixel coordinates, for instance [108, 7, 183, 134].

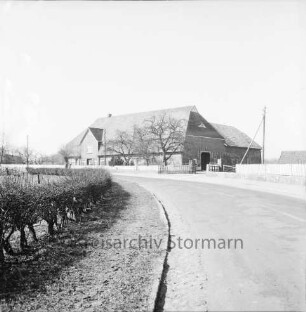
[66, 106, 261, 170]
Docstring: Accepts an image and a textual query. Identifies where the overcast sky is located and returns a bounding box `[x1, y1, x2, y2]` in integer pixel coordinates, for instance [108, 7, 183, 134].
[0, 0, 305, 159]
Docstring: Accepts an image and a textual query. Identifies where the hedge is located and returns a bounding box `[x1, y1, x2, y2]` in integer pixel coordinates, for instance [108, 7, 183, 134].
[0, 168, 112, 262]
[26, 167, 104, 176]
[0, 167, 23, 177]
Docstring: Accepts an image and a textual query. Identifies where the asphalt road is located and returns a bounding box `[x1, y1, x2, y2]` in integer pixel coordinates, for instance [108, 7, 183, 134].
[115, 175, 306, 312]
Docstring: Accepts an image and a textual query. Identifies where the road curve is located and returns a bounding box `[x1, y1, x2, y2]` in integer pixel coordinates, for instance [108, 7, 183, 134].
[114, 175, 306, 312]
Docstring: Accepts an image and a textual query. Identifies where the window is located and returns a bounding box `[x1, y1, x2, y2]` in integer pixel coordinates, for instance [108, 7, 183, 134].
[198, 122, 206, 128]
[87, 146, 93, 154]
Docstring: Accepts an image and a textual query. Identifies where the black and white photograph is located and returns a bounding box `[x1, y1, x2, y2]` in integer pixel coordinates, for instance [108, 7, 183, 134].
[0, 0, 305, 311]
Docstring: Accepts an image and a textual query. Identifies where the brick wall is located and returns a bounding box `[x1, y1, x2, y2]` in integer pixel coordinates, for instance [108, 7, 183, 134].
[182, 111, 261, 166]
[182, 136, 226, 164]
[224, 146, 261, 165]
[182, 111, 226, 164]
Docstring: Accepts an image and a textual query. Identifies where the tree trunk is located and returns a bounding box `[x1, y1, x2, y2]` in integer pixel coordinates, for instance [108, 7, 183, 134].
[20, 227, 27, 252]
[0, 246, 4, 263]
[48, 221, 55, 236]
[3, 227, 15, 255]
[0, 224, 4, 262]
[28, 224, 38, 242]
[163, 153, 167, 166]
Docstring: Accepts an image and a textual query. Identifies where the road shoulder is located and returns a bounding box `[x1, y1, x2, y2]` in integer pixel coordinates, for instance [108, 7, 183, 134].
[112, 171, 306, 201]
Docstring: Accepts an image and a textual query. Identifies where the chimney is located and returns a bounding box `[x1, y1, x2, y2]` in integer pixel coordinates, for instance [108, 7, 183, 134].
[107, 113, 112, 118]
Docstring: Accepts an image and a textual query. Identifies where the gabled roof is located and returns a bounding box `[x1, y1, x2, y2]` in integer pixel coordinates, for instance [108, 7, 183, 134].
[66, 106, 262, 152]
[65, 106, 194, 150]
[79, 127, 104, 144]
[89, 127, 103, 142]
[279, 151, 306, 164]
[211, 123, 261, 149]
[187, 111, 224, 140]
[66, 128, 103, 153]
[90, 106, 195, 139]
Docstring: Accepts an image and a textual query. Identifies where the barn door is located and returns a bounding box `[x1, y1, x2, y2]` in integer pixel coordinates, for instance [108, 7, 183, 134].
[201, 152, 210, 171]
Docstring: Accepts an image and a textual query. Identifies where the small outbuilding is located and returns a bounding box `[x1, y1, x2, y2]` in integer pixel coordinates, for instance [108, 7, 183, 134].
[279, 151, 306, 164]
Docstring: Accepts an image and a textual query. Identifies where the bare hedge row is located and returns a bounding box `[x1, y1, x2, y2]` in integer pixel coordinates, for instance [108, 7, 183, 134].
[0, 168, 112, 262]
[0, 167, 23, 177]
[26, 167, 82, 176]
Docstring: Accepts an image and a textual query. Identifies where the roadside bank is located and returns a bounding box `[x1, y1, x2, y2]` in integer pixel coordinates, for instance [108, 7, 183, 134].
[1, 180, 168, 312]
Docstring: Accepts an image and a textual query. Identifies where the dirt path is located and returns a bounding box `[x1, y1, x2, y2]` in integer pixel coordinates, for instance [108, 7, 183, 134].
[1, 180, 168, 312]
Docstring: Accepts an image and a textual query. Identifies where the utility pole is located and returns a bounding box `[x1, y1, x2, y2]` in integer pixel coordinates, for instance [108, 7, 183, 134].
[262, 106, 266, 164]
[240, 106, 266, 165]
[26, 135, 29, 168]
[0, 132, 4, 166]
[104, 129, 107, 166]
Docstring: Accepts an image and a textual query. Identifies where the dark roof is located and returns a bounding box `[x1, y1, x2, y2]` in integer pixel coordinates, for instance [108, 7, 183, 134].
[211, 123, 261, 149]
[89, 127, 103, 142]
[187, 111, 225, 140]
[279, 151, 306, 164]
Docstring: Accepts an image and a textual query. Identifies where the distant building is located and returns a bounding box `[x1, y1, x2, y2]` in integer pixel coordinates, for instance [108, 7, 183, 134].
[279, 151, 306, 164]
[66, 106, 261, 170]
[1, 154, 24, 164]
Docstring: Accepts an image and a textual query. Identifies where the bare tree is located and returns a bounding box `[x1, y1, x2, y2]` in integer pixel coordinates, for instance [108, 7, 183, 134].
[58, 145, 74, 168]
[0, 132, 10, 165]
[107, 130, 135, 165]
[133, 126, 155, 165]
[17, 146, 35, 165]
[0, 141, 6, 166]
[144, 114, 187, 166]
[39, 153, 64, 165]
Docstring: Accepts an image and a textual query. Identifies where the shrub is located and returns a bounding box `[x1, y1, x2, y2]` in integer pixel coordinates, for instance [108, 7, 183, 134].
[0, 169, 112, 261]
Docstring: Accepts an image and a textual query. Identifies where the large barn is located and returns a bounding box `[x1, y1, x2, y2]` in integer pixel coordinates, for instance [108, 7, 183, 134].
[66, 106, 261, 170]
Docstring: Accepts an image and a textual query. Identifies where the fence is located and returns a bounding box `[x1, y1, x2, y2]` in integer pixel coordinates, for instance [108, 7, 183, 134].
[236, 164, 306, 177]
[0, 164, 65, 172]
[208, 164, 220, 172]
[71, 165, 159, 172]
[222, 165, 236, 172]
[0, 164, 160, 173]
[105, 165, 159, 172]
[158, 164, 196, 174]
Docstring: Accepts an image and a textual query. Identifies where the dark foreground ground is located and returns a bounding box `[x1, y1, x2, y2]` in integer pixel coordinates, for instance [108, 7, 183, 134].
[0, 181, 167, 312]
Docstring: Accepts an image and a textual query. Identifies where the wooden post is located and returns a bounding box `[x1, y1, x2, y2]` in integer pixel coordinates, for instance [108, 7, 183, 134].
[262, 107, 266, 164]
[240, 108, 264, 165]
[26, 135, 29, 168]
[104, 129, 107, 166]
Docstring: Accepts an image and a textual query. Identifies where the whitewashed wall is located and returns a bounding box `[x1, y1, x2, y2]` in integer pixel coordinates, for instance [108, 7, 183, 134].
[75, 165, 159, 172]
[236, 164, 306, 177]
